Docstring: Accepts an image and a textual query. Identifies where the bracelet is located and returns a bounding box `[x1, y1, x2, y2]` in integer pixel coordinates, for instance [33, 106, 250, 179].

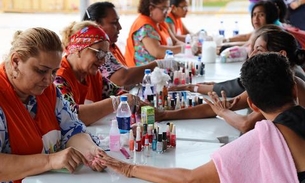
[193, 85, 199, 93]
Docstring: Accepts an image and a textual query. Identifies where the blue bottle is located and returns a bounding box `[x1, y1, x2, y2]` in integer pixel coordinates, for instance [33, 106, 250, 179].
[233, 21, 239, 36]
[116, 96, 131, 134]
[219, 21, 225, 37]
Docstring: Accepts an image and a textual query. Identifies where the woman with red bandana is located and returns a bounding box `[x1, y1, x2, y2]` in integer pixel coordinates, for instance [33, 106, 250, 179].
[82, 2, 180, 95]
[0, 27, 106, 183]
[54, 21, 139, 126]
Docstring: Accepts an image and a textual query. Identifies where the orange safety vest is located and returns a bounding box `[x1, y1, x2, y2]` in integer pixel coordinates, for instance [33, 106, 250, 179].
[56, 56, 103, 104]
[167, 12, 185, 35]
[125, 14, 170, 67]
[110, 43, 127, 66]
[0, 64, 60, 183]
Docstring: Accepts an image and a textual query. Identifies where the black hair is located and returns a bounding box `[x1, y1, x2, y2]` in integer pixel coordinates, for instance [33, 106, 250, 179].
[251, 1, 279, 24]
[138, 0, 167, 16]
[82, 2, 115, 24]
[170, 0, 185, 6]
[256, 30, 305, 66]
[241, 53, 295, 113]
[269, 0, 287, 22]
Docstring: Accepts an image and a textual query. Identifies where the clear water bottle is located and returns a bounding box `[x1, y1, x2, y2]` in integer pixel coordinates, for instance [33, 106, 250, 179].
[185, 34, 192, 44]
[166, 51, 175, 83]
[198, 29, 206, 47]
[166, 50, 174, 60]
[142, 69, 153, 99]
[233, 21, 239, 36]
[109, 119, 121, 151]
[116, 95, 131, 134]
[219, 21, 225, 37]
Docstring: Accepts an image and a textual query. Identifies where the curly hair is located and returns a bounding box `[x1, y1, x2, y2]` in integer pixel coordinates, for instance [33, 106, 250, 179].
[138, 0, 168, 16]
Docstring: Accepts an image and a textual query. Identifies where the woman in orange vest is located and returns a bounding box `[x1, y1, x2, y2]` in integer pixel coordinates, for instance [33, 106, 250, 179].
[166, 0, 192, 42]
[55, 21, 140, 126]
[125, 0, 185, 67]
[0, 27, 106, 183]
[82, 2, 179, 93]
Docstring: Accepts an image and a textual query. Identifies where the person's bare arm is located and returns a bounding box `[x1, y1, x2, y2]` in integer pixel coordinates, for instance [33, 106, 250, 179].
[168, 84, 214, 95]
[289, 0, 305, 10]
[142, 37, 182, 58]
[100, 150, 220, 183]
[219, 110, 264, 133]
[295, 76, 305, 107]
[156, 102, 217, 121]
[78, 98, 114, 125]
[182, 22, 191, 35]
[166, 22, 186, 42]
[109, 62, 158, 86]
[0, 153, 51, 181]
[167, 25, 185, 46]
[0, 147, 87, 181]
[225, 32, 252, 43]
[131, 160, 220, 183]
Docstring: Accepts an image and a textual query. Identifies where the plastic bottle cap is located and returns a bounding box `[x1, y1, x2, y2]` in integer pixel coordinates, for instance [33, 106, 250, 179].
[120, 95, 128, 102]
[144, 69, 151, 74]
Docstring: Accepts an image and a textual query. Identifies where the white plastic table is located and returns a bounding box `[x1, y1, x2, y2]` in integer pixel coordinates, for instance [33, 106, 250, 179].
[22, 140, 222, 183]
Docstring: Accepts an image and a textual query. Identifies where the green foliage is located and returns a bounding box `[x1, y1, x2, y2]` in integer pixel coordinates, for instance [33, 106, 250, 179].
[202, 0, 230, 7]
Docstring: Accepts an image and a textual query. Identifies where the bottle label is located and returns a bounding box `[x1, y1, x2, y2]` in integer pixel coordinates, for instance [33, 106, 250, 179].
[117, 116, 131, 133]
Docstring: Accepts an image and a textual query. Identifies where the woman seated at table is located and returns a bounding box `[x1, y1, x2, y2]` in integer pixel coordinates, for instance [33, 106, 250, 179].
[158, 28, 305, 133]
[165, 0, 192, 42]
[82, 1, 179, 95]
[100, 53, 305, 182]
[124, 0, 186, 67]
[55, 21, 140, 126]
[170, 24, 305, 97]
[222, 1, 279, 45]
[0, 27, 106, 183]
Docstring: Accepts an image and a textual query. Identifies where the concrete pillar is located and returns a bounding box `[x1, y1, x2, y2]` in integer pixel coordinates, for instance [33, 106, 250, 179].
[79, 0, 90, 20]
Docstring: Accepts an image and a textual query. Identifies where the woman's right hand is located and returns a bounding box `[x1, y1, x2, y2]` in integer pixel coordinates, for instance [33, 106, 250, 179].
[48, 147, 88, 173]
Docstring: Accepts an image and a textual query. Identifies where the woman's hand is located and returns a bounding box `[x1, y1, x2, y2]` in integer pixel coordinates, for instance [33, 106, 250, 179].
[85, 147, 107, 172]
[48, 147, 88, 173]
[203, 91, 240, 117]
[99, 151, 134, 177]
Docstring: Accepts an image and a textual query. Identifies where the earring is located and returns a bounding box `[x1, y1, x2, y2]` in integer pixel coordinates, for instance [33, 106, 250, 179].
[12, 69, 19, 79]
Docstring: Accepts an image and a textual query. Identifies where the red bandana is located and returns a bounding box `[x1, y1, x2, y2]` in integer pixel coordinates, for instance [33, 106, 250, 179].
[66, 25, 110, 54]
